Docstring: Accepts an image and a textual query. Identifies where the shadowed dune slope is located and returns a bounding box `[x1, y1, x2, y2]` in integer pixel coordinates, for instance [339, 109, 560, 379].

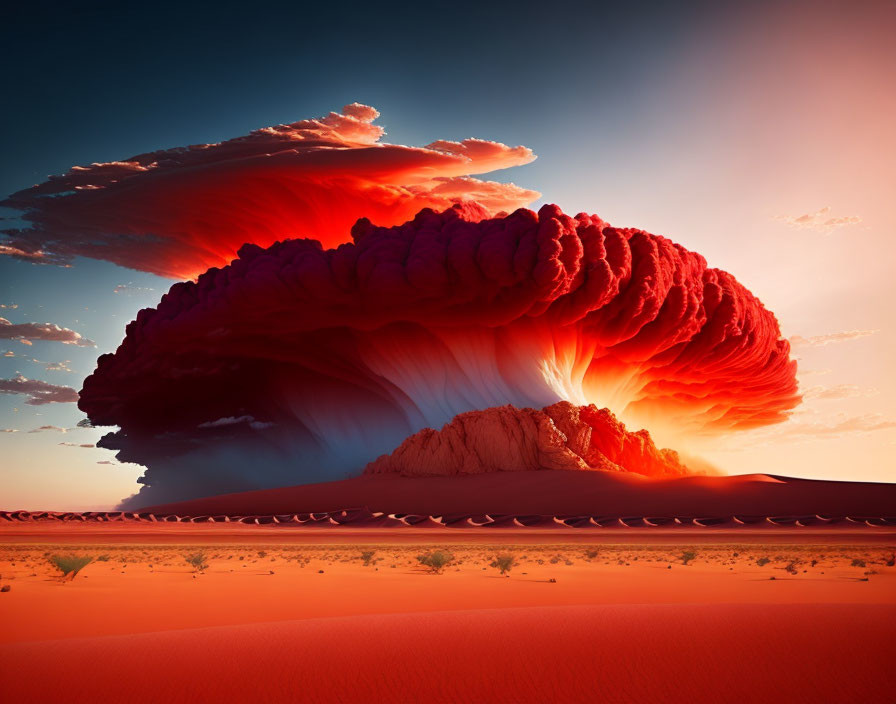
[139, 471, 896, 518]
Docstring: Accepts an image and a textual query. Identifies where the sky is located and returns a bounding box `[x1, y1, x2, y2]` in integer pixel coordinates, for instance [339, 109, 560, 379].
[1, 0, 894, 509]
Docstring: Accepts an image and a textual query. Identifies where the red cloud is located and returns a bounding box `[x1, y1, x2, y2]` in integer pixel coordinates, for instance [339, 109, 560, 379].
[1, 104, 538, 279]
[80, 204, 799, 506]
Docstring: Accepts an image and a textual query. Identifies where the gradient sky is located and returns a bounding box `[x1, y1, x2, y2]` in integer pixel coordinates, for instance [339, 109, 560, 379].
[2, 0, 894, 509]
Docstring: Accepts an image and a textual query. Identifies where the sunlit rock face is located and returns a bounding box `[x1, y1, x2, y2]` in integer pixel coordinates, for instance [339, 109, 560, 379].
[364, 402, 690, 478]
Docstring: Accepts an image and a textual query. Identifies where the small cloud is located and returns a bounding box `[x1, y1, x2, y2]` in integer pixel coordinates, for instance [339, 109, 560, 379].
[0, 317, 95, 347]
[790, 329, 878, 348]
[0, 242, 61, 263]
[19, 339, 32, 346]
[198, 415, 254, 428]
[113, 283, 155, 295]
[784, 413, 896, 439]
[29, 424, 68, 433]
[1, 428, 18, 433]
[96, 460, 115, 465]
[802, 384, 878, 401]
[59, 442, 95, 448]
[198, 415, 274, 431]
[0, 375, 79, 405]
[0, 304, 18, 309]
[1, 351, 73, 372]
[796, 368, 831, 378]
[775, 206, 861, 233]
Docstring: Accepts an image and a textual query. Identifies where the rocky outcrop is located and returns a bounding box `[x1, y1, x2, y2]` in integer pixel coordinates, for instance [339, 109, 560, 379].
[363, 402, 689, 478]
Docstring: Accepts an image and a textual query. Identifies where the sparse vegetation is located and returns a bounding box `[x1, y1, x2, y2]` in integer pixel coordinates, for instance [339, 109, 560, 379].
[416, 550, 454, 574]
[184, 550, 209, 572]
[490, 554, 516, 575]
[3, 542, 889, 598]
[48, 554, 94, 581]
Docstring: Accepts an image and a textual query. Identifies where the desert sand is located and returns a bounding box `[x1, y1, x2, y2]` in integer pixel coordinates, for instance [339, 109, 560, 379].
[1, 529, 894, 702]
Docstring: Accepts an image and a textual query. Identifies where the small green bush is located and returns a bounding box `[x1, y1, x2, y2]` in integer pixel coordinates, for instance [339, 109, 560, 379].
[851, 558, 866, 568]
[680, 550, 697, 565]
[416, 550, 454, 574]
[48, 554, 94, 580]
[757, 556, 771, 567]
[490, 554, 516, 575]
[96, 554, 111, 562]
[184, 551, 209, 572]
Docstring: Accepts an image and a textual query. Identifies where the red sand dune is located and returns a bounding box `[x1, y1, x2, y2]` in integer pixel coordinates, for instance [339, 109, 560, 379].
[2, 603, 892, 703]
[365, 402, 688, 477]
[140, 470, 896, 519]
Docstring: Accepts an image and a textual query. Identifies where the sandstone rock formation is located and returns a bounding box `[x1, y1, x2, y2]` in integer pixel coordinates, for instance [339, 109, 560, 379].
[364, 402, 689, 477]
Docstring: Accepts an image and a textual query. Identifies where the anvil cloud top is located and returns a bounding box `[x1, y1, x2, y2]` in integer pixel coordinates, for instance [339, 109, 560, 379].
[1, 104, 537, 279]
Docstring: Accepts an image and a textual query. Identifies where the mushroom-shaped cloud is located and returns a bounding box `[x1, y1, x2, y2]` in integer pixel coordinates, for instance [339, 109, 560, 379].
[1, 104, 538, 279]
[79, 204, 799, 508]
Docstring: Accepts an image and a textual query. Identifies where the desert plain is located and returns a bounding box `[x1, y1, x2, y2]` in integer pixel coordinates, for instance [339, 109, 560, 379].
[1, 523, 894, 703]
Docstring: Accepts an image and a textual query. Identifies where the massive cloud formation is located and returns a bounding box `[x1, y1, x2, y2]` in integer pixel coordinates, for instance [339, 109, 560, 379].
[1, 104, 538, 279]
[79, 204, 799, 507]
